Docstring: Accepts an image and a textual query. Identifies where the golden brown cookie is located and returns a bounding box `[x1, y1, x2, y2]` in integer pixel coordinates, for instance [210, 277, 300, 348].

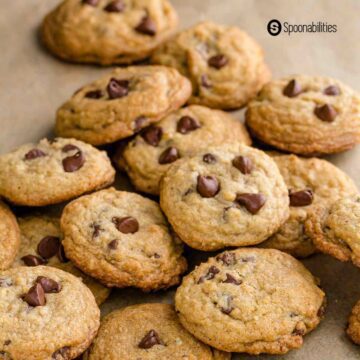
[347, 300, 360, 345]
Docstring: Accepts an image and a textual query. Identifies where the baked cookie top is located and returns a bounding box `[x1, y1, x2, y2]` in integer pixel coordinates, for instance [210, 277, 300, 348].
[56, 66, 192, 145]
[0, 138, 115, 206]
[0, 266, 100, 360]
[261, 155, 358, 258]
[152, 21, 271, 109]
[12, 216, 111, 305]
[0, 201, 20, 270]
[121, 105, 251, 195]
[42, 0, 178, 65]
[175, 248, 325, 354]
[61, 188, 187, 290]
[305, 196, 360, 267]
[347, 299, 360, 345]
[85, 303, 231, 360]
[160, 143, 289, 251]
[246, 75, 360, 155]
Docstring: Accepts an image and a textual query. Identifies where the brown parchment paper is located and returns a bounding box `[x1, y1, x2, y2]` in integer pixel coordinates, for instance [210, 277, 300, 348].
[1, 1, 360, 359]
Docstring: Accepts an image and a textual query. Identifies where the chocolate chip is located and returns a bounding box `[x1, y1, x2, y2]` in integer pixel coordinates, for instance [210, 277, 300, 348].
[135, 16, 157, 36]
[289, 189, 313, 207]
[52, 347, 70, 359]
[216, 252, 236, 266]
[153, 253, 160, 259]
[24, 149, 46, 160]
[208, 54, 228, 69]
[104, 0, 125, 12]
[112, 216, 139, 234]
[220, 295, 233, 315]
[21, 255, 47, 267]
[197, 175, 220, 198]
[84, 90, 102, 99]
[36, 276, 61, 293]
[232, 156, 253, 174]
[37, 236, 60, 259]
[4, 340, 11, 346]
[0, 278, 12, 287]
[292, 328, 305, 336]
[23, 283, 46, 307]
[107, 78, 129, 99]
[62, 144, 80, 153]
[222, 273, 242, 285]
[62, 151, 85, 172]
[91, 223, 102, 238]
[108, 239, 119, 249]
[138, 329, 163, 349]
[283, 79, 302, 97]
[141, 126, 163, 146]
[314, 104, 337, 122]
[235, 193, 266, 214]
[197, 266, 220, 284]
[324, 85, 340, 96]
[203, 153, 216, 164]
[82, 0, 99, 5]
[134, 116, 148, 131]
[177, 116, 201, 134]
[158, 147, 179, 164]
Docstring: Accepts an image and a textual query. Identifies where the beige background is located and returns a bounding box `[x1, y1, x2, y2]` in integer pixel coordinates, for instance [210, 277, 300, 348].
[1, 0, 360, 359]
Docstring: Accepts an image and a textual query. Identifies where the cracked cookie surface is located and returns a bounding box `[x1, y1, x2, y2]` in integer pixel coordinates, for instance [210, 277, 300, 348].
[347, 299, 360, 345]
[42, 0, 178, 65]
[246, 75, 360, 155]
[160, 143, 289, 251]
[0, 138, 115, 206]
[61, 188, 187, 290]
[120, 105, 251, 195]
[152, 21, 271, 109]
[56, 66, 192, 145]
[175, 248, 325, 354]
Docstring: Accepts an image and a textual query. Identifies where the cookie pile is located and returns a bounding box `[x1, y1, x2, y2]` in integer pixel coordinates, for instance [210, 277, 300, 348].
[1, 0, 360, 359]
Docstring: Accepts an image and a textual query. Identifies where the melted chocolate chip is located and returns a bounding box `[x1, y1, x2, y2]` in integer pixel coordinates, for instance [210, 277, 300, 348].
[134, 116, 148, 131]
[23, 283, 46, 307]
[57, 245, 68, 263]
[104, 0, 125, 12]
[201, 74, 211, 88]
[107, 78, 129, 99]
[232, 156, 253, 174]
[158, 147, 179, 164]
[3, 340, 11, 346]
[24, 149, 46, 160]
[222, 273, 242, 285]
[292, 328, 305, 336]
[52, 347, 70, 359]
[62, 144, 80, 153]
[220, 295, 234, 315]
[62, 151, 85, 172]
[141, 126, 163, 146]
[235, 193, 266, 214]
[138, 330, 163, 349]
[197, 266, 220, 284]
[323, 85, 340, 96]
[203, 153, 216, 164]
[283, 79, 302, 97]
[135, 16, 157, 36]
[82, 0, 99, 5]
[84, 90, 103, 99]
[36, 276, 61, 293]
[37, 236, 60, 259]
[177, 116, 201, 134]
[289, 189, 314, 207]
[208, 54, 228, 69]
[216, 252, 236, 266]
[21, 255, 47, 267]
[112, 216, 139, 234]
[314, 104, 337, 122]
[91, 223, 102, 238]
[197, 175, 220, 198]
[108, 239, 119, 250]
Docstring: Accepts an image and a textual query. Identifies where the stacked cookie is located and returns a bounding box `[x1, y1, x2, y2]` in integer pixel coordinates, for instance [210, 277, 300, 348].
[1, 0, 360, 359]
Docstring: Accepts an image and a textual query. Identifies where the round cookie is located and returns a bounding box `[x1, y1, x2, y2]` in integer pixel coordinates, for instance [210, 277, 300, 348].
[42, 0, 178, 65]
[246, 75, 360, 155]
[305, 196, 360, 267]
[152, 21, 271, 110]
[61, 188, 187, 290]
[160, 143, 289, 251]
[0, 266, 100, 359]
[0, 201, 20, 270]
[0, 138, 115, 206]
[56, 66, 192, 145]
[175, 248, 325, 354]
[120, 105, 251, 195]
[84, 303, 231, 360]
[12, 216, 111, 305]
[261, 155, 358, 257]
[347, 300, 360, 345]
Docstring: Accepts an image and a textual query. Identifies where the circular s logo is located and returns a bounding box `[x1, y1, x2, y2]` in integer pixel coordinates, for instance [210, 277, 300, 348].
[267, 19, 282, 36]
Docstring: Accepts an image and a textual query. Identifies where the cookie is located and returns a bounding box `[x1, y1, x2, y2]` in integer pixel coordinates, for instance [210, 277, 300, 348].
[159, 143, 289, 251]
[175, 248, 325, 354]
[12, 216, 111, 305]
[56, 66, 192, 145]
[61, 188, 187, 290]
[120, 105, 251, 195]
[0, 201, 20, 270]
[41, 0, 178, 65]
[305, 196, 360, 267]
[152, 21, 271, 109]
[347, 300, 360, 345]
[84, 303, 231, 360]
[246, 75, 360, 155]
[0, 266, 100, 359]
[0, 138, 115, 206]
[261, 155, 358, 257]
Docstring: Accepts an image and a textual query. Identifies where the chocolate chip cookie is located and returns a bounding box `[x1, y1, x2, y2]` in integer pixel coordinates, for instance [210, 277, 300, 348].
[12, 215, 111, 305]
[347, 300, 360, 345]
[84, 303, 231, 360]
[42, 0, 178, 65]
[0, 201, 20, 270]
[175, 248, 325, 354]
[0, 266, 100, 359]
[305, 196, 360, 267]
[61, 188, 187, 290]
[246, 75, 360, 155]
[56, 66, 191, 145]
[152, 21, 271, 110]
[120, 105, 251, 195]
[261, 155, 358, 257]
[160, 143, 289, 251]
[0, 138, 115, 206]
